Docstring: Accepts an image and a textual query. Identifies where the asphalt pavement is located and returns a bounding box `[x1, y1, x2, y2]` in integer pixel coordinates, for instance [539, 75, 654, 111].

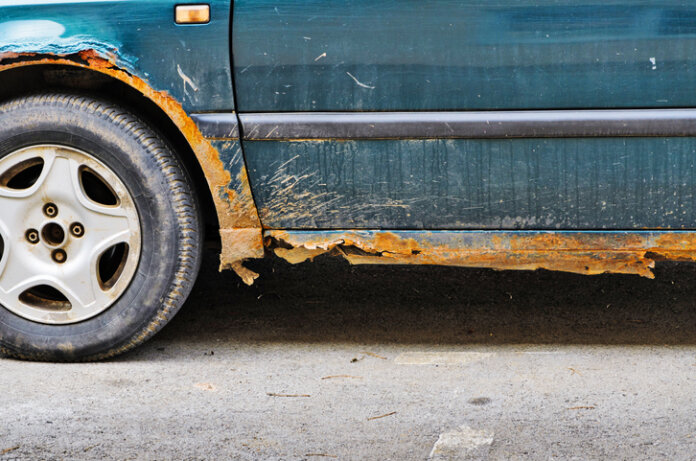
[2, 251, 696, 460]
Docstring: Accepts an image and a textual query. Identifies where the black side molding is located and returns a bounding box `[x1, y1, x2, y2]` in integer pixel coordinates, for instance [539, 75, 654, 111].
[190, 113, 239, 138]
[238, 110, 696, 140]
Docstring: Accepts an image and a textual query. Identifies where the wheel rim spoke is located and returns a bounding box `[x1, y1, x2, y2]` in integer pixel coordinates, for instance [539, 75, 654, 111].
[54, 260, 104, 314]
[0, 254, 44, 301]
[0, 146, 57, 235]
[36, 151, 82, 207]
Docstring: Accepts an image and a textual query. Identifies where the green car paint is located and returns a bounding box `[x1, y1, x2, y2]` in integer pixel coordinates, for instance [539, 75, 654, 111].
[245, 137, 696, 230]
[233, 0, 696, 230]
[0, 0, 235, 112]
[233, 0, 696, 112]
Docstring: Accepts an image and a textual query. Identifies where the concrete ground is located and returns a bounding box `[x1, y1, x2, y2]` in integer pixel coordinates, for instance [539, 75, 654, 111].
[2, 251, 696, 460]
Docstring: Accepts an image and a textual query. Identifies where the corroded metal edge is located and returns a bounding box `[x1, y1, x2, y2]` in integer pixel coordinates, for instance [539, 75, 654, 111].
[0, 49, 264, 283]
[265, 230, 696, 278]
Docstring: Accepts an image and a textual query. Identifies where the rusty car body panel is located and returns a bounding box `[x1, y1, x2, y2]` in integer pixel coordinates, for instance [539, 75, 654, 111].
[4, 0, 696, 282]
[0, 2, 263, 281]
[267, 230, 696, 279]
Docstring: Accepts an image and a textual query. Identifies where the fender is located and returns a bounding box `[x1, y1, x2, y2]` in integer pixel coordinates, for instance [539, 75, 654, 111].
[0, 2, 264, 283]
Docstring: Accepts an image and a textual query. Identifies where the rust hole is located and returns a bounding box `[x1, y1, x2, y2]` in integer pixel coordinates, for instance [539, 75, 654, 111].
[269, 237, 294, 250]
[644, 251, 666, 261]
[0, 157, 43, 189]
[80, 166, 118, 206]
[19, 285, 71, 312]
[98, 243, 129, 290]
[341, 245, 382, 257]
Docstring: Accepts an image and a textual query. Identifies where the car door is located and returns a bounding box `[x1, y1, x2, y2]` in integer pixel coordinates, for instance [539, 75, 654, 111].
[233, 0, 696, 230]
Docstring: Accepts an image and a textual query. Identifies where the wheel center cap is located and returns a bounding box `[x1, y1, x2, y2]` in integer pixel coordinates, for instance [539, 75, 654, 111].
[41, 221, 67, 248]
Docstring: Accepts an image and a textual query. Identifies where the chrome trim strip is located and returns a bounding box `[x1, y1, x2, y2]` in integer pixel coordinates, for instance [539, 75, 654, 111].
[238, 109, 696, 140]
[190, 113, 239, 138]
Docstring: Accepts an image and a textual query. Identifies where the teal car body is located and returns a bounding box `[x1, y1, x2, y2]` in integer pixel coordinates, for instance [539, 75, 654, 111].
[0, 0, 234, 111]
[4, 0, 696, 279]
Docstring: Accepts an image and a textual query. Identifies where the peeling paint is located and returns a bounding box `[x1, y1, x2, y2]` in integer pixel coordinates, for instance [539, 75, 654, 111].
[265, 230, 696, 278]
[0, 36, 132, 69]
[0, 48, 264, 280]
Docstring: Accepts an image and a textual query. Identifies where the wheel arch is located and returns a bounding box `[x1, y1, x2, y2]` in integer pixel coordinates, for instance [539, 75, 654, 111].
[0, 52, 264, 279]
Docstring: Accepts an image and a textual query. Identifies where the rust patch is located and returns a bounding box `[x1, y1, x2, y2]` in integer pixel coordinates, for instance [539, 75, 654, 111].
[0, 50, 264, 280]
[266, 230, 696, 278]
[219, 228, 263, 284]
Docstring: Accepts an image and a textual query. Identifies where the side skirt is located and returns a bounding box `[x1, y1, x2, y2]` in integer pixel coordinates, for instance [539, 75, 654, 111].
[264, 230, 696, 278]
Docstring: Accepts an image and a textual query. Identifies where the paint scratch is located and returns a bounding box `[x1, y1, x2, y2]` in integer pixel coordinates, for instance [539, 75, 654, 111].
[177, 63, 199, 97]
[346, 71, 375, 89]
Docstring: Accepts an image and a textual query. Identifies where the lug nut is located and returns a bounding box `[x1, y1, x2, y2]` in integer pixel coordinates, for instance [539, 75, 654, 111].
[70, 223, 84, 238]
[25, 229, 39, 244]
[43, 203, 58, 218]
[52, 249, 67, 264]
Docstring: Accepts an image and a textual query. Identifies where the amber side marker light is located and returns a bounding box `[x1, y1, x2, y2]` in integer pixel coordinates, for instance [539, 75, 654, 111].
[175, 4, 210, 24]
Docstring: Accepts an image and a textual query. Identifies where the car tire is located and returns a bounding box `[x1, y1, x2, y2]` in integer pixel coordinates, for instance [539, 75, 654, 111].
[0, 92, 203, 361]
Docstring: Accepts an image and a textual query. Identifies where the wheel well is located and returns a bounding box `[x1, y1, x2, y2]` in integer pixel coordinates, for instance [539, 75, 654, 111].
[0, 64, 220, 243]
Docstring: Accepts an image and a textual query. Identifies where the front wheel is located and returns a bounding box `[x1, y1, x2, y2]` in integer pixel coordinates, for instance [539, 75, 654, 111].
[0, 93, 203, 361]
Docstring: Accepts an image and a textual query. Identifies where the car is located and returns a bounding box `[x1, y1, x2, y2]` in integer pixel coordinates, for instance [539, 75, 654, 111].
[1, 0, 695, 361]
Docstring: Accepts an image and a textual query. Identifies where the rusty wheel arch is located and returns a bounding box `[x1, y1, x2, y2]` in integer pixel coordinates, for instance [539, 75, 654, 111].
[0, 63, 220, 238]
[0, 52, 264, 282]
